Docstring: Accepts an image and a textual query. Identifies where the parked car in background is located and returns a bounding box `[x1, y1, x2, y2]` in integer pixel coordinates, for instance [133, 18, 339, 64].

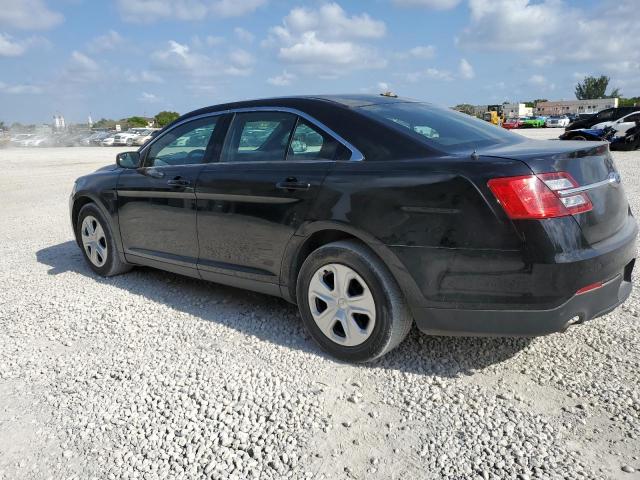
[113, 131, 141, 146]
[82, 131, 110, 146]
[101, 135, 116, 147]
[545, 115, 570, 128]
[132, 128, 160, 146]
[521, 117, 546, 128]
[10, 133, 34, 146]
[566, 107, 640, 131]
[70, 94, 636, 362]
[502, 118, 523, 129]
[88, 131, 113, 146]
[592, 111, 640, 135]
[559, 126, 618, 142]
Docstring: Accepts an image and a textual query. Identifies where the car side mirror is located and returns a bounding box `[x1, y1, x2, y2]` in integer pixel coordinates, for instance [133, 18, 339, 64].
[116, 151, 140, 169]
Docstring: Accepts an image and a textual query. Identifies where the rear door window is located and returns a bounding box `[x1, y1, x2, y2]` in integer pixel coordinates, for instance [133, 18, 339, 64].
[222, 112, 296, 162]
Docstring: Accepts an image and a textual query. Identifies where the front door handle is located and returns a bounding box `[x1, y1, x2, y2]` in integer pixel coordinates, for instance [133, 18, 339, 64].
[167, 178, 190, 187]
[276, 178, 311, 191]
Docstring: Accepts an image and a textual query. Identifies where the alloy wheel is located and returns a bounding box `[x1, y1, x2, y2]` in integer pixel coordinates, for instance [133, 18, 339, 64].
[307, 263, 376, 346]
[81, 215, 108, 267]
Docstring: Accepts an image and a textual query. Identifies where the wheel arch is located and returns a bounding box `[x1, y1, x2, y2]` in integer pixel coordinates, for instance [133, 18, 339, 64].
[280, 221, 423, 307]
[71, 192, 126, 261]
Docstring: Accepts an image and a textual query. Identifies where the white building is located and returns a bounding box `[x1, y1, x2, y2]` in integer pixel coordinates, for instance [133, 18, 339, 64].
[536, 98, 618, 116]
[502, 103, 533, 118]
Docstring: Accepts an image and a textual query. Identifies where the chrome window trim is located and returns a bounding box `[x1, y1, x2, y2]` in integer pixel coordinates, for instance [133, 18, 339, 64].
[140, 106, 364, 162]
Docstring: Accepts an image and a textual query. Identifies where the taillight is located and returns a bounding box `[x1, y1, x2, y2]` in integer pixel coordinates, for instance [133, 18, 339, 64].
[487, 172, 592, 220]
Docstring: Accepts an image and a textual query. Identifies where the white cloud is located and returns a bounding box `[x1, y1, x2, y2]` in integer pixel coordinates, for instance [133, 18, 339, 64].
[604, 61, 640, 74]
[139, 92, 159, 103]
[0, 0, 63, 30]
[87, 30, 124, 53]
[0, 33, 26, 56]
[125, 70, 164, 84]
[265, 3, 387, 75]
[459, 0, 640, 68]
[152, 40, 211, 72]
[458, 58, 474, 79]
[0, 33, 49, 57]
[408, 45, 436, 59]
[268, 70, 295, 86]
[234, 27, 254, 43]
[117, 0, 266, 23]
[0, 81, 44, 94]
[529, 74, 547, 86]
[151, 40, 255, 78]
[392, 0, 461, 9]
[459, 0, 563, 51]
[401, 67, 453, 83]
[62, 51, 102, 83]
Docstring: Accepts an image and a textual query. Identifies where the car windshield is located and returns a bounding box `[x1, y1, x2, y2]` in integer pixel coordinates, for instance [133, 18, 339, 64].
[359, 102, 521, 152]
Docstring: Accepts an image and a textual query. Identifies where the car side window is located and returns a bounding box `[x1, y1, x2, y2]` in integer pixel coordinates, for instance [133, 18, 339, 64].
[286, 119, 350, 161]
[221, 112, 296, 163]
[625, 114, 640, 123]
[597, 110, 614, 121]
[146, 117, 218, 167]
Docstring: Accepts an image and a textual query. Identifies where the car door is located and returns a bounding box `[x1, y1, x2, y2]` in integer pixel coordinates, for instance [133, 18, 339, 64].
[615, 113, 640, 134]
[195, 110, 351, 289]
[117, 115, 221, 275]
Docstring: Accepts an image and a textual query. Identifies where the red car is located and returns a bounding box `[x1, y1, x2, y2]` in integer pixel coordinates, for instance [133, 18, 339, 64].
[503, 118, 523, 129]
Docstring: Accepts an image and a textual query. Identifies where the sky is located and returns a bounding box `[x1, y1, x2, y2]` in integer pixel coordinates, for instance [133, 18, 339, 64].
[0, 0, 638, 124]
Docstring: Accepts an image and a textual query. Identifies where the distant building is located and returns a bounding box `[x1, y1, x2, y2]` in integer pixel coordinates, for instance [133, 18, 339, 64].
[53, 115, 66, 130]
[536, 98, 618, 115]
[502, 103, 533, 118]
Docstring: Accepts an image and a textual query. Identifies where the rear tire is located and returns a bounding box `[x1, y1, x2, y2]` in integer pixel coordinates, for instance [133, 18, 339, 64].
[297, 240, 412, 362]
[76, 203, 132, 277]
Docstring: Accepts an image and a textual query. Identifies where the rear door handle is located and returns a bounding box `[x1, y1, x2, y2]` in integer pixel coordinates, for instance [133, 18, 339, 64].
[276, 178, 311, 191]
[167, 178, 190, 187]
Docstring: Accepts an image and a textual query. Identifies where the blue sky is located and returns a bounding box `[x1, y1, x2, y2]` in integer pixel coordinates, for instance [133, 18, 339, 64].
[0, 0, 638, 123]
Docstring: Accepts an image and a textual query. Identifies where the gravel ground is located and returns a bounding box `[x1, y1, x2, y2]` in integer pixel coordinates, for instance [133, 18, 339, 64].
[1, 129, 639, 480]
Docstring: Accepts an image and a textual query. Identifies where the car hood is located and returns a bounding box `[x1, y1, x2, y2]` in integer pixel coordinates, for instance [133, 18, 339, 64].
[95, 164, 118, 173]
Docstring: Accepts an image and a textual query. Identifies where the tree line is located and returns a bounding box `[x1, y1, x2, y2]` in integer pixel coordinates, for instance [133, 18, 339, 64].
[0, 111, 181, 132]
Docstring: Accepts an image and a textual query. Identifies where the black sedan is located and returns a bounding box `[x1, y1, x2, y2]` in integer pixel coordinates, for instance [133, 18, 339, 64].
[70, 95, 637, 362]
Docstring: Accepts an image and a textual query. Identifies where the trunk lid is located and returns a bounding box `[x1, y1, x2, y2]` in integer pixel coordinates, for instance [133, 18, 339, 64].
[479, 139, 628, 245]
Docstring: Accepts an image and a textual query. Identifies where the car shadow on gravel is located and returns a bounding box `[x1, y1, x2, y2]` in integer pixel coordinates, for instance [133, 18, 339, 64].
[37, 241, 533, 378]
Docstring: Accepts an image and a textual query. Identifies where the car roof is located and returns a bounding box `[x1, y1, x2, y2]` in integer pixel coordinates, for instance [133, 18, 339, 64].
[184, 94, 421, 118]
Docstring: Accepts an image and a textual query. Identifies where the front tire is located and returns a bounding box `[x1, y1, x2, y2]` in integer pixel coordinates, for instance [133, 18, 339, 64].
[297, 240, 412, 362]
[76, 203, 131, 277]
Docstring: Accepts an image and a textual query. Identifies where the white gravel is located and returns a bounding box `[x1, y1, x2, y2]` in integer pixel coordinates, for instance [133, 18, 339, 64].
[1, 131, 639, 480]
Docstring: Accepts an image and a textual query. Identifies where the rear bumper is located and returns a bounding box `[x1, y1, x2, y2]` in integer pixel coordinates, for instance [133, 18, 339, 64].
[411, 266, 633, 336]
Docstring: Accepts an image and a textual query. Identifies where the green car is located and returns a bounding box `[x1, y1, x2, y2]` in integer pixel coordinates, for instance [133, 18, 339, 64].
[520, 116, 546, 128]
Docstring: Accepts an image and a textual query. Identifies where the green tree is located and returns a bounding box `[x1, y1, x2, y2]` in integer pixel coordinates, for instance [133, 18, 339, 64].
[453, 104, 476, 116]
[0, 121, 6, 131]
[154, 111, 180, 127]
[93, 118, 116, 129]
[575, 75, 621, 100]
[619, 97, 640, 107]
[523, 99, 548, 108]
[126, 116, 149, 128]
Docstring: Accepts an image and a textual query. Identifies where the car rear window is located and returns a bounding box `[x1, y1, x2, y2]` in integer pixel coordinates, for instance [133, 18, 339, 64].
[359, 102, 522, 153]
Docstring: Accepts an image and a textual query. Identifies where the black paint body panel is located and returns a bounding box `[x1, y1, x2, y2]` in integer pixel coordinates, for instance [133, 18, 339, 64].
[69, 95, 637, 337]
